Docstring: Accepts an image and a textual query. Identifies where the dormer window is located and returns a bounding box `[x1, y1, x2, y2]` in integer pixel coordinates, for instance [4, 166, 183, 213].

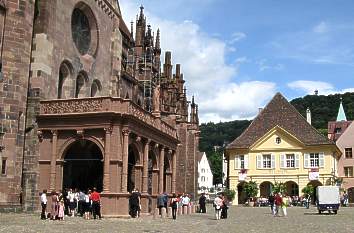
[275, 137, 281, 144]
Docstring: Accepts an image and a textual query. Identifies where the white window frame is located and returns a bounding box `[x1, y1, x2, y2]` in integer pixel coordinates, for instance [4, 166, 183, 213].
[257, 154, 275, 169]
[304, 152, 324, 168]
[234, 155, 248, 169]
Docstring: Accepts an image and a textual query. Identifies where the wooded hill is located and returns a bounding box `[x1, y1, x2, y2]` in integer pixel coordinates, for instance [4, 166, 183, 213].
[199, 92, 354, 184]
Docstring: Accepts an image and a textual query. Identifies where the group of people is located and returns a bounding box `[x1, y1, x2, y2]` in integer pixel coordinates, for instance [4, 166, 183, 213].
[213, 193, 229, 220]
[268, 193, 289, 217]
[40, 187, 102, 220]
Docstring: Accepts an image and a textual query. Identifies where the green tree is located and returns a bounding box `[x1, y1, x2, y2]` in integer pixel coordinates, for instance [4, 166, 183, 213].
[223, 188, 236, 201]
[208, 149, 223, 184]
[244, 181, 258, 201]
[272, 182, 286, 194]
[302, 184, 314, 197]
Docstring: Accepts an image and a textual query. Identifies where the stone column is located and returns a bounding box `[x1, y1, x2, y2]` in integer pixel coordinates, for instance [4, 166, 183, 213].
[142, 139, 150, 193]
[103, 127, 112, 192]
[121, 129, 130, 193]
[159, 146, 165, 194]
[50, 130, 58, 191]
[172, 150, 177, 194]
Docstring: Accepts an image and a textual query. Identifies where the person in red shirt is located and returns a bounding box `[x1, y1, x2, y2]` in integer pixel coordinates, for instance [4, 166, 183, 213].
[90, 187, 101, 219]
[274, 193, 283, 217]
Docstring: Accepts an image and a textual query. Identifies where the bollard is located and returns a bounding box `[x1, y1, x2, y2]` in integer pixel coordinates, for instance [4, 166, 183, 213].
[153, 208, 159, 219]
[183, 205, 188, 214]
[178, 206, 182, 215]
[188, 205, 192, 214]
[167, 207, 172, 217]
[161, 207, 167, 218]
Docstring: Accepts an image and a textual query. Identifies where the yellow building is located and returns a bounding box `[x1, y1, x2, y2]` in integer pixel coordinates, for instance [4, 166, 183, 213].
[225, 93, 341, 205]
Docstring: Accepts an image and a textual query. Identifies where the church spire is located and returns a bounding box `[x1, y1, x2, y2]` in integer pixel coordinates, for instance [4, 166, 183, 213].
[139, 5, 144, 21]
[155, 28, 160, 50]
[337, 97, 347, 121]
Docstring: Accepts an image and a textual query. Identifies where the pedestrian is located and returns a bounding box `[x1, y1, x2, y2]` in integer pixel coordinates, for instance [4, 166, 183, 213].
[343, 191, 349, 207]
[78, 190, 85, 217]
[214, 194, 223, 220]
[221, 194, 228, 219]
[50, 190, 58, 220]
[199, 193, 206, 213]
[274, 193, 282, 217]
[40, 189, 47, 220]
[268, 193, 275, 216]
[170, 193, 178, 220]
[129, 189, 140, 218]
[281, 194, 289, 217]
[305, 194, 311, 209]
[157, 193, 165, 215]
[58, 200, 65, 220]
[67, 188, 76, 217]
[91, 187, 102, 219]
[84, 190, 91, 220]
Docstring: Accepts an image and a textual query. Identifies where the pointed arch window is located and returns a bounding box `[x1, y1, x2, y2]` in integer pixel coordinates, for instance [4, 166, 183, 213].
[75, 72, 87, 98]
[90, 79, 102, 97]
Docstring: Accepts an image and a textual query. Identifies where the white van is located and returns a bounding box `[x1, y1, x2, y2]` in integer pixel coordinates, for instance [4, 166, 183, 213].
[316, 186, 340, 214]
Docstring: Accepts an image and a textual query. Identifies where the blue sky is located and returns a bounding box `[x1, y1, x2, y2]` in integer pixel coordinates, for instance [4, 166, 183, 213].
[119, 0, 354, 122]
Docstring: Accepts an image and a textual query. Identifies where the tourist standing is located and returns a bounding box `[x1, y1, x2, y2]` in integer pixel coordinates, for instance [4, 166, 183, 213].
[58, 200, 65, 220]
[214, 195, 223, 220]
[78, 190, 85, 217]
[67, 188, 76, 217]
[91, 187, 102, 219]
[129, 189, 140, 218]
[221, 195, 228, 219]
[84, 190, 91, 220]
[274, 193, 282, 217]
[281, 194, 289, 217]
[170, 193, 178, 220]
[199, 193, 206, 213]
[40, 189, 47, 220]
[343, 191, 349, 207]
[157, 193, 165, 215]
[50, 190, 58, 220]
[268, 193, 275, 216]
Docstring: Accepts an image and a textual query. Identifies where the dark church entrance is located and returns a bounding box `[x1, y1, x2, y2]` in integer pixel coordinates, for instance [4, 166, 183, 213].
[63, 140, 103, 192]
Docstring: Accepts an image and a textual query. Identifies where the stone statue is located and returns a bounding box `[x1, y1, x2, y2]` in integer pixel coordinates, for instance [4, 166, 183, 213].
[153, 85, 160, 112]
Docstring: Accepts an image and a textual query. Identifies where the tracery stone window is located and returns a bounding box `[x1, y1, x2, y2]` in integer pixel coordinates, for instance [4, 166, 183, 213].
[75, 72, 87, 98]
[72, 8, 90, 55]
[71, 3, 98, 56]
[90, 79, 101, 97]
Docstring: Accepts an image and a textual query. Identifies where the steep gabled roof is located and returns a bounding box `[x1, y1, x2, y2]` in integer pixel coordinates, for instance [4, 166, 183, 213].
[227, 92, 335, 149]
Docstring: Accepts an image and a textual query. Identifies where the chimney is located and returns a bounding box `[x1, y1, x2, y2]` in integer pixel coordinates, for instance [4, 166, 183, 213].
[306, 108, 311, 125]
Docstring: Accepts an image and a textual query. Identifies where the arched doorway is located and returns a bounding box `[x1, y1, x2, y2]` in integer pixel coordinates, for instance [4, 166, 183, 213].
[62, 140, 103, 192]
[285, 181, 299, 196]
[307, 180, 322, 204]
[259, 181, 273, 197]
[237, 182, 247, 204]
[127, 145, 139, 193]
[347, 187, 354, 203]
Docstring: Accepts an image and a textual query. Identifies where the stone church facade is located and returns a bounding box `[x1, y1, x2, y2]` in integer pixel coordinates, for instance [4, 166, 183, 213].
[0, 0, 200, 216]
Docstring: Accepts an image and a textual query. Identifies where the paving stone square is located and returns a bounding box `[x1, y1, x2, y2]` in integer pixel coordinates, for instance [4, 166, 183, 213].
[1, 205, 353, 233]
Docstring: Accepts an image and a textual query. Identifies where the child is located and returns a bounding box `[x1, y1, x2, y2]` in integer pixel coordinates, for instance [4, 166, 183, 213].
[58, 200, 65, 220]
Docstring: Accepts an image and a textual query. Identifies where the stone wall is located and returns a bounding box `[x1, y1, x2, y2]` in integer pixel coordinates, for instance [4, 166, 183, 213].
[0, 0, 35, 211]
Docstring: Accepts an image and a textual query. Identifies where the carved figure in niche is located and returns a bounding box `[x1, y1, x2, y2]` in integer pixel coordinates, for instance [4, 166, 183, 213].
[153, 85, 160, 112]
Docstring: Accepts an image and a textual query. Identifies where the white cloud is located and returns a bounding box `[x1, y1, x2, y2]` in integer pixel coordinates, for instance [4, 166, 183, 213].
[229, 32, 246, 44]
[288, 80, 354, 95]
[119, 1, 276, 122]
[313, 21, 329, 33]
[257, 59, 284, 71]
[199, 81, 277, 122]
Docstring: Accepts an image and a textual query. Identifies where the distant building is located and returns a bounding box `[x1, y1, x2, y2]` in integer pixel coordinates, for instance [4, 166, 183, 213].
[330, 100, 354, 202]
[222, 153, 228, 186]
[328, 98, 352, 141]
[198, 152, 213, 192]
[225, 93, 341, 205]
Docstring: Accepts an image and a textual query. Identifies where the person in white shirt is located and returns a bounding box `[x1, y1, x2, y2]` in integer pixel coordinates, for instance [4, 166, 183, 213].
[40, 189, 47, 220]
[67, 188, 76, 217]
[214, 195, 223, 220]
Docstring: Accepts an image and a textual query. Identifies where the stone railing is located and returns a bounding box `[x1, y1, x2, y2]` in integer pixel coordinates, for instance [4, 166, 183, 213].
[40, 97, 177, 138]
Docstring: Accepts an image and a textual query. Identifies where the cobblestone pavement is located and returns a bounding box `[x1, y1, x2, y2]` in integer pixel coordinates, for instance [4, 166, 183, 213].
[1, 205, 354, 233]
